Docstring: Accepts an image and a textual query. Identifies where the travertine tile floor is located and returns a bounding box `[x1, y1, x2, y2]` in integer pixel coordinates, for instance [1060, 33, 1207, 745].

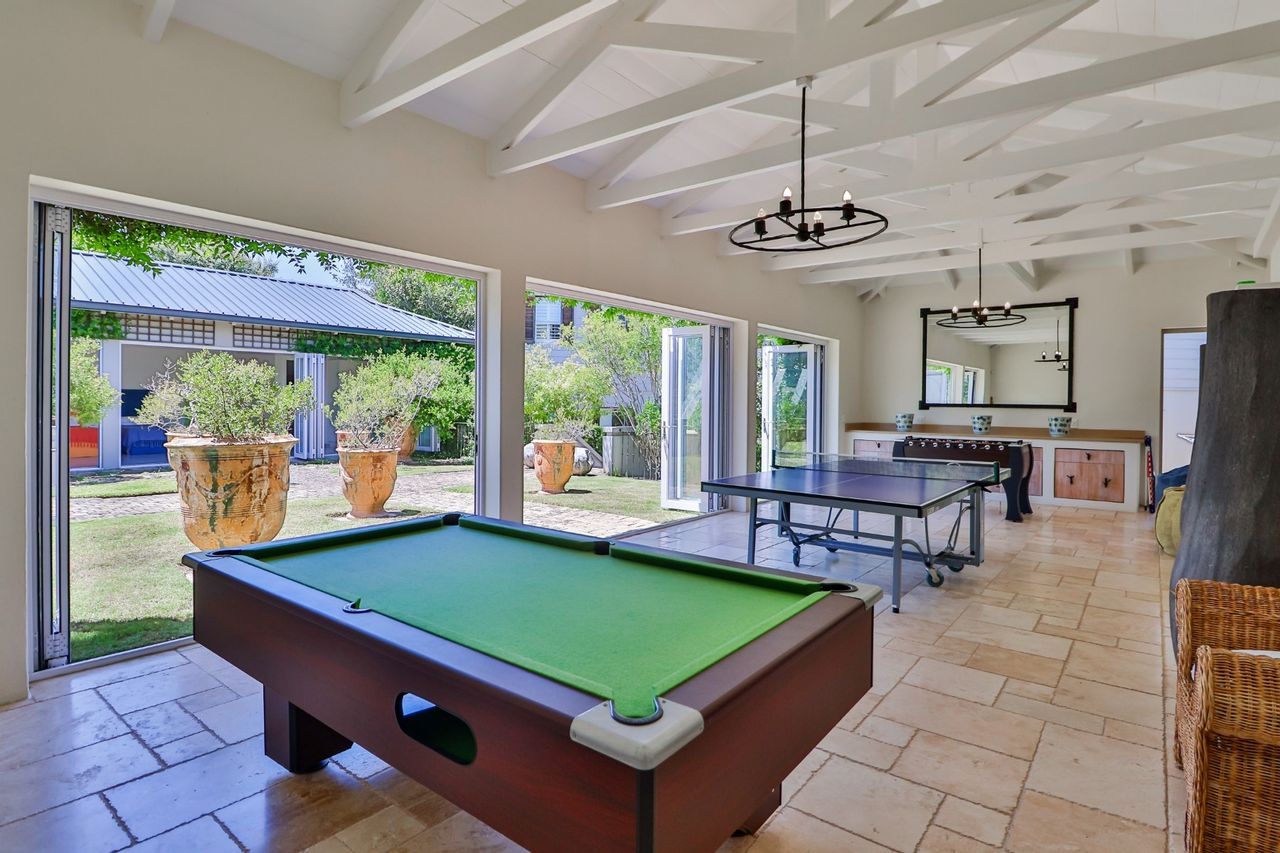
[0, 500, 1182, 852]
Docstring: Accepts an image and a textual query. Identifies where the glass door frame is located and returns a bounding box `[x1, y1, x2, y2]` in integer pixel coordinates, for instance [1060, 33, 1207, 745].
[759, 341, 823, 470]
[660, 325, 711, 512]
[1159, 326, 1207, 475]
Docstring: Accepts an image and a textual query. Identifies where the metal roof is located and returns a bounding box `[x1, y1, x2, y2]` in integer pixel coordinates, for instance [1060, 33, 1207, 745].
[70, 251, 474, 344]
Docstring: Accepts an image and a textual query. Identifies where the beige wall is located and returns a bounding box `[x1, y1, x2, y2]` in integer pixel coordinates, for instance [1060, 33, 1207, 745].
[0, 0, 865, 701]
[990, 342, 1069, 405]
[858, 258, 1230, 452]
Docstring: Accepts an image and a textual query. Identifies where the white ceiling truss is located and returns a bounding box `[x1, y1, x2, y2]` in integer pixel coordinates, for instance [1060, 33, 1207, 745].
[152, 0, 1280, 288]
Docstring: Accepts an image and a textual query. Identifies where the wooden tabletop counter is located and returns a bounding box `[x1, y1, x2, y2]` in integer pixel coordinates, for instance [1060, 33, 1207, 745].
[844, 422, 1147, 443]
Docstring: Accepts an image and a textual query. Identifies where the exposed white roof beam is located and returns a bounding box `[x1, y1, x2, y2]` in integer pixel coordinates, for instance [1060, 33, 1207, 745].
[941, 108, 1057, 161]
[896, 0, 1096, 111]
[342, 0, 438, 100]
[837, 0, 911, 29]
[1123, 234, 1139, 276]
[1195, 238, 1267, 270]
[725, 94, 855, 129]
[489, 0, 656, 154]
[140, 0, 175, 42]
[1252, 188, 1280, 260]
[1005, 260, 1042, 291]
[611, 23, 790, 63]
[804, 219, 1259, 284]
[590, 20, 1280, 208]
[589, 126, 677, 190]
[342, 0, 615, 128]
[490, 0, 1066, 175]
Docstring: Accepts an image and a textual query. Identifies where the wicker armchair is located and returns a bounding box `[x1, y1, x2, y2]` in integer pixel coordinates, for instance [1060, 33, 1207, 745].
[1183, 646, 1280, 851]
[1174, 579, 1280, 767]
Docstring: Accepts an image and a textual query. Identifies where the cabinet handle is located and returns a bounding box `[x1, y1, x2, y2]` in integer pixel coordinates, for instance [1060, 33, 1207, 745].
[1067, 474, 1075, 484]
[1085, 451, 1092, 461]
[1103, 477, 1112, 488]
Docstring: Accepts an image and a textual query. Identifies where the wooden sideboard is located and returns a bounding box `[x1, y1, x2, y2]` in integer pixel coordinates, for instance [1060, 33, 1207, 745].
[844, 423, 1148, 512]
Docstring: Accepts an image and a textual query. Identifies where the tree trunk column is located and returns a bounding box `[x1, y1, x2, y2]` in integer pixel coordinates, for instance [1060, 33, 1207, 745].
[1170, 288, 1280, 643]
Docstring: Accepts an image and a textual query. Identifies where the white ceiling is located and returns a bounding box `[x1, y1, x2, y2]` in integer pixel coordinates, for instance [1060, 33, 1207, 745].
[148, 0, 1280, 296]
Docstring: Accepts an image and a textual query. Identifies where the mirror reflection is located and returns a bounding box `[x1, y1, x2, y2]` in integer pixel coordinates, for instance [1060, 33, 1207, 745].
[922, 302, 1073, 408]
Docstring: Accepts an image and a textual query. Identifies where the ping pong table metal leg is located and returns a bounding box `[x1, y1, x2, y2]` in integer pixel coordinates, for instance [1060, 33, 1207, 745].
[892, 516, 903, 613]
[970, 488, 985, 563]
[747, 498, 759, 564]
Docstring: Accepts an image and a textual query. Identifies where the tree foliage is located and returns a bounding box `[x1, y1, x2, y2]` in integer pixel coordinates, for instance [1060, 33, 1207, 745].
[523, 347, 607, 448]
[69, 339, 120, 426]
[147, 243, 280, 276]
[563, 311, 671, 477]
[365, 266, 477, 333]
[136, 351, 314, 441]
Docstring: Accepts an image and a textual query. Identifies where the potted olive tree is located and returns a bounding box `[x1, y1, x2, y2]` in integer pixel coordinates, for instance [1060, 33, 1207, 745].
[137, 351, 314, 549]
[327, 355, 440, 518]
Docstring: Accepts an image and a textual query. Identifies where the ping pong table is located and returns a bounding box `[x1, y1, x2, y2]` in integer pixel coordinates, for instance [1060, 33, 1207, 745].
[702, 454, 1009, 612]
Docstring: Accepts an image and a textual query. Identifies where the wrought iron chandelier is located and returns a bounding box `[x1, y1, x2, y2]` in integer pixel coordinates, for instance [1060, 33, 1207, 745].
[728, 77, 888, 252]
[936, 241, 1027, 329]
[1035, 318, 1070, 365]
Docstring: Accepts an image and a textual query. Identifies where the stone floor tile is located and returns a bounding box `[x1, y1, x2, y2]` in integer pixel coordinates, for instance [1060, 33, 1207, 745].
[123, 700, 204, 748]
[1079, 607, 1163, 645]
[789, 756, 942, 852]
[0, 688, 127, 768]
[27, 651, 188, 702]
[995, 692, 1105, 734]
[1006, 791, 1165, 852]
[944, 619, 1073, 661]
[781, 747, 830, 804]
[1003, 679, 1056, 702]
[1092, 571, 1157, 594]
[127, 815, 241, 852]
[178, 685, 241, 715]
[97, 664, 221, 716]
[855, 715, 915, 747]
[0, 794, 131, 853]
[902, 658, 1006, 705]
[1006, 594, 1084, 621]
[818, 728, 900, 770]
[390, 810, 523, 852]
[1053, 675, 1164, 728]
[156, 731, 224, 765]
[331, 744, 392, 779]
[336, 805, 427, 852]
[918, 825, 998, 852]
[740, 807, 892, 852]
[885, 636, 976, 665]
[966, 644, 1064, 687]
[891, 731, 1029, 811]
[870, 647, 919, 695]
[216, 763, 388, 851]
[1025, 724, 1165, 827]
[1065, 642, 1163, 695]
[872, 684, 1045, 761]
[180, 645, 236, 674]
[0, 733, 160, 824]
[194, 693, 262, 744]
[1034, 621, 1121, 648]
[105, 736, 290, 840]
[933, 796, 1009, 847]
[1105, 719, 1164, 750]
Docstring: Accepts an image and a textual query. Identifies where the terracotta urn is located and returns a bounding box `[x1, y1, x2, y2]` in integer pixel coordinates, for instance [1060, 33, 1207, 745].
[165, 434, 297, 549]
[398, 426, 418, 462]
[532, 440, 575, 494]
[338, 447, 400, 518]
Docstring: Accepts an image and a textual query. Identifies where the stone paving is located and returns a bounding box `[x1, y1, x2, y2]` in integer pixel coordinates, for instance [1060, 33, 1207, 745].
[70, 464, 657, 538]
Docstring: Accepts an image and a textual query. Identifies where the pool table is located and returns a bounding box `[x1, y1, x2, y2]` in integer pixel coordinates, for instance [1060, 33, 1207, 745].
[185, 513, 881, 852]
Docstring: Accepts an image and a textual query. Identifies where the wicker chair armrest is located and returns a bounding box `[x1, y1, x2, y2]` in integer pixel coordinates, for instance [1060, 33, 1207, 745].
[1190, 646, 1280, 747]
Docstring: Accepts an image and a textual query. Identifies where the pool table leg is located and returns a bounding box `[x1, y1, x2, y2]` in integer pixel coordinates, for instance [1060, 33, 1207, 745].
[734, 785, 782, 836]
[263, 688, 353, 773]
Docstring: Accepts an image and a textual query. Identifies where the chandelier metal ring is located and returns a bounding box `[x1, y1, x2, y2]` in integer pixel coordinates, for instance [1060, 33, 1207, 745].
[935, 243, 1028, 329]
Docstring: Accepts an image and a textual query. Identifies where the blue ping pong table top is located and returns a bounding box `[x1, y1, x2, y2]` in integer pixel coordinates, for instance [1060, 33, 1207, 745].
[702, 457, 1009, 513]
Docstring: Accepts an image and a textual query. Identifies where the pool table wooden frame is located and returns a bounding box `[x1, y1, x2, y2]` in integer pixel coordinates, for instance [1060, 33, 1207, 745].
[190, 531, 874, 853]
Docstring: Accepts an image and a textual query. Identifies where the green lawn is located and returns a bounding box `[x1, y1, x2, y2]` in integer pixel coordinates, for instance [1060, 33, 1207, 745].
[69, 496, 441, 661]
[70, 474, 177, 499]
[448, 471, 697, 525]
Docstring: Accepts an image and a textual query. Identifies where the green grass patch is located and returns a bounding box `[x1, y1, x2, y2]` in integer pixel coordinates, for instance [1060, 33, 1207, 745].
[69, 496, 443, 661]
[70, 476, 177, 499]
[447, 471, 696, 526]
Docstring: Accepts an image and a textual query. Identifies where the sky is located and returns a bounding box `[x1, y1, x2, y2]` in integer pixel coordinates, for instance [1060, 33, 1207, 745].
[262, 252, 350, 288]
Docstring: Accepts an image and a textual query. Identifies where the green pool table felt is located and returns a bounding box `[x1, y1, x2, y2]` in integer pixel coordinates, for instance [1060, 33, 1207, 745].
[217, 515, 832, 719]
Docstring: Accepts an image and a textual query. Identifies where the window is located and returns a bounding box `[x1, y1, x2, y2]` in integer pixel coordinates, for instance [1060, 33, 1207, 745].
[233, 323, 296, 351]
[533, 299, 566, 342]
[124, 313, 214, 345]
[926, 359, 984, 405]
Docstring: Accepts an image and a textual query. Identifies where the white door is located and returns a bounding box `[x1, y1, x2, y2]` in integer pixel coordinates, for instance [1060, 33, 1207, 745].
[660, 325, 711, 511]
[760, 343, 819, 470]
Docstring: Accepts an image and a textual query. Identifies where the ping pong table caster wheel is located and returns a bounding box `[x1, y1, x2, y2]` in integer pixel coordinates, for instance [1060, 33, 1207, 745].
[791, 546, 802, 566]
[926, 570, 944, 588]
[947, 564, 964, 573]
[825, 546, 838, 553]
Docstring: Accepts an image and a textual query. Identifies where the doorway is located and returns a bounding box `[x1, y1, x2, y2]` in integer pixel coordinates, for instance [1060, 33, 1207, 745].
[758, 332, 825, 471]
[1160, 329, 1206, 473]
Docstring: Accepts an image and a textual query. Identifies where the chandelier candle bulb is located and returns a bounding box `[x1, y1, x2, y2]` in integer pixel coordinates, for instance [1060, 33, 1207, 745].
[780, 186, 793, 216]
[842, 190, 855, 222]
[813, 211, 825, 238]
[754, 209, 767, 237]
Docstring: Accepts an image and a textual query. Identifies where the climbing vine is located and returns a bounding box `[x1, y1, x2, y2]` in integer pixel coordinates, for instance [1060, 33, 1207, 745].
[71, 310, 126, 340]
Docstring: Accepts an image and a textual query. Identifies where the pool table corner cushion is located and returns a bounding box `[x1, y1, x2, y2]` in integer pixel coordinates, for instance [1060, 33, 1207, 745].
[186, 514, 878, 852]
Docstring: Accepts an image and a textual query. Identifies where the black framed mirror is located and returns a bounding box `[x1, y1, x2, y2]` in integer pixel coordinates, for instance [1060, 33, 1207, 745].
[919, 298, 1076, 411]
